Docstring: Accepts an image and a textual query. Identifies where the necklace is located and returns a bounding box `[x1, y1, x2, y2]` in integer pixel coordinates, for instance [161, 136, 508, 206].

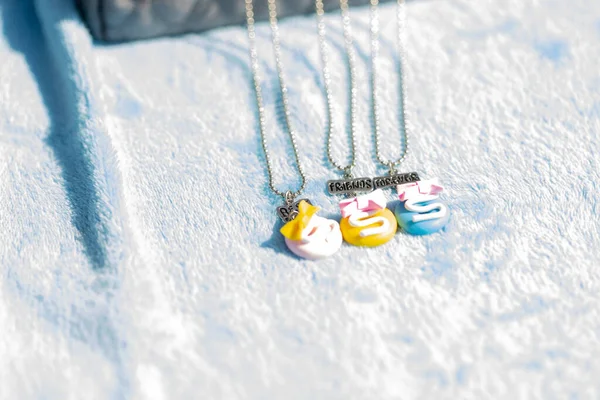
[245, 0, 343, 259]
[316, 0, 450, 242]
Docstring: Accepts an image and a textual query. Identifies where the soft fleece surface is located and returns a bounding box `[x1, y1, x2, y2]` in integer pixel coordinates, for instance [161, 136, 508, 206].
[1, 0, 599, 398]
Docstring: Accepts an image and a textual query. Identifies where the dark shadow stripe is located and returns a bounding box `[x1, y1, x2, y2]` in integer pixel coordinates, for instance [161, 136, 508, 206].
[1, 0, 109, 269]
[98, 0, 107, 40]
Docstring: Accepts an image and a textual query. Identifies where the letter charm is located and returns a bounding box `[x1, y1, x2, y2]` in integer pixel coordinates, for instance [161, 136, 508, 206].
[280, 201, 343, 260]
[394, 179, 450, 235]
[339, 189, 397, 247]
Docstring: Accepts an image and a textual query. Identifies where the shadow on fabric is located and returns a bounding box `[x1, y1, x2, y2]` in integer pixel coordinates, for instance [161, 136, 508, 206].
[0, 4, 130, 397]
[0, 0, 107, 269]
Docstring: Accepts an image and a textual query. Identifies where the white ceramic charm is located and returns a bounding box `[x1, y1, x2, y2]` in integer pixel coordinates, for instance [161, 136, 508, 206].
[280, 201, 342, 260]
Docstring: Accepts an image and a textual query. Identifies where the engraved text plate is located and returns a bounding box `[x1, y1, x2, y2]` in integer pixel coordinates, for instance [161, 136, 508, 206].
[372, 172, 420, 190]
[326, 177, 374, 195]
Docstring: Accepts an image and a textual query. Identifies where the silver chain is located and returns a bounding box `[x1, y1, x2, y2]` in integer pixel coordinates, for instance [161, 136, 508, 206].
[371, 0, 410, 174]
[316, 0, 358, 179]
[245, 0, 306, 201]
[317, 0, 411, 176]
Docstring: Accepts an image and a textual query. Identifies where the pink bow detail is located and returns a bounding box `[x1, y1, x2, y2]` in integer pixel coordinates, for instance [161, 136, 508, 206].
[339, 189, 388, 218]
[397, 178, 444, 201]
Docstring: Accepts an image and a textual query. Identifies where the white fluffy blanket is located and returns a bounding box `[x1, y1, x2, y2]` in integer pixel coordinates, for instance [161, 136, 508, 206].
[0, 0, 599, 398]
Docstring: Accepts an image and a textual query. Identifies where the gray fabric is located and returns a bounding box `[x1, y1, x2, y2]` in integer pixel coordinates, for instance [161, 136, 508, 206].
[77, 0, 393, 42]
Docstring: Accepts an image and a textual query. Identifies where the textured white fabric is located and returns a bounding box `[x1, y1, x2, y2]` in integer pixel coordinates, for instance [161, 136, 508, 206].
[1, 0, 600, 398]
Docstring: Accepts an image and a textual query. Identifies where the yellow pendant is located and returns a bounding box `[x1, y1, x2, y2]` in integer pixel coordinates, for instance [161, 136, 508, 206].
[339, 208, 397, 247]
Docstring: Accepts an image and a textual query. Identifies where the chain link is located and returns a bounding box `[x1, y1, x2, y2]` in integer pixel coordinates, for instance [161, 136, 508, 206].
[316, 0, 358, 177]
[371, 0, 410, 174]
[245, 0, 306, 200]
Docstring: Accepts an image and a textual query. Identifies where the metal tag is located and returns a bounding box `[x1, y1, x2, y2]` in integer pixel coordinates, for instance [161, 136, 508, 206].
[326, 177, 374, 195]
[276, 198, 312, 223]
[372, 171, 420, 190]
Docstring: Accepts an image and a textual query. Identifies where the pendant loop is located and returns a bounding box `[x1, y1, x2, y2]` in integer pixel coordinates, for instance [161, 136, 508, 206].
[343, 166, 353, 179]
[284, 190, 295, 206]
[388, 164, 397, 176]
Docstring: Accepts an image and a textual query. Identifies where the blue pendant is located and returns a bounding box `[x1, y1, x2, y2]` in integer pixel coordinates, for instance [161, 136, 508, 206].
[394, 199, 449, 235]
